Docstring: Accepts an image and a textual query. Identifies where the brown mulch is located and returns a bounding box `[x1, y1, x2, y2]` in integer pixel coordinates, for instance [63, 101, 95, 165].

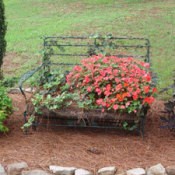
[0, 93, 174, 173]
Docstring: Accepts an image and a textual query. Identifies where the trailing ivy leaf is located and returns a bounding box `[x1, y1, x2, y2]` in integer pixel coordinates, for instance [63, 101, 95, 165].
[128, 124, 137, 131]
[123, 122, 128, 130]
[21, 115, 35, 131]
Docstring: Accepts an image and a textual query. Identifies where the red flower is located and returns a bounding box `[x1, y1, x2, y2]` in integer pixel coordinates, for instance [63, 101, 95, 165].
[135, 88, 141, 94]
[144, 74, 151, 82]
[116, 84, 122, 91]
[124, 82, 129, 87]
[104, 85, 111, 96]
[115, 78, 120, 83]
[73, 65, 82, 72]
[113, 69, 118, 76]
[113, 104, 119, 110]
[99, 70, 106, 77]
[116, 94, 125, 102]
[125, 102, 130, 107]
[102, 57, 109, 63]
[87, 87, 92, 92]
[143, 96, 154, 105]
[95, 88, 102, 95]
[120, 105, 125, 109]
[104, 91, 111, 96]
[96, 98, 103, 105]
[144, 86, 150, 93]
[152, 87, 157, 93]
[106, 84, 111, 91]
[83, 76, 90, 84]
[133, 93, 138, 100]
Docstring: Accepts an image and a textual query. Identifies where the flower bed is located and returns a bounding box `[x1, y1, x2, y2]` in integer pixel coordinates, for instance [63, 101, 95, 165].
[67, 55, 156, 113]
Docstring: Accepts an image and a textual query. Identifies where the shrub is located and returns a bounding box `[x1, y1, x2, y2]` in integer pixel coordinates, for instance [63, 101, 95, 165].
[0, 85, 12, 132]
[0, 0, 7, 79]
[66, 55, 157, 113]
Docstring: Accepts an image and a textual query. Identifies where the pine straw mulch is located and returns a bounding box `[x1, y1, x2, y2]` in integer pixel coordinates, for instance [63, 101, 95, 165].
[0, 93, 174, 174]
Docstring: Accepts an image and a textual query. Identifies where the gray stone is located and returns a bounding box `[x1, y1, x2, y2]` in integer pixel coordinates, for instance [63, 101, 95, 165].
[98, 166, 117, 175]
[7, 162, 28, 175]
[0, 164, 7, 175]
[75, 168, 93, 175]
[22, 169, 52, 175]
[127, 168, 145, 175]
[147, 164, 167, 175]
[49, 165, 76, 175]
[166, 166, 175, 175]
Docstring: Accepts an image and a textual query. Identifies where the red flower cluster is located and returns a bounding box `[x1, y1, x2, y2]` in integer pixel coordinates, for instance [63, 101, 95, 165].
[66, 55, 156, 113]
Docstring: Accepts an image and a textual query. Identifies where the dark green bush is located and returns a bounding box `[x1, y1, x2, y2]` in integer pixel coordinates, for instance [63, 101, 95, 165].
[0, 0, 7, 79]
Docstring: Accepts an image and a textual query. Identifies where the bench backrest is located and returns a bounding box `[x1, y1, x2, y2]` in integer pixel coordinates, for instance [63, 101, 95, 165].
[43, 35, 150, 68]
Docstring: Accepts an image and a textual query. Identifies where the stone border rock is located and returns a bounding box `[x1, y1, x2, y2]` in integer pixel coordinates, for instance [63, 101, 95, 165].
[0, 162, 174, 175]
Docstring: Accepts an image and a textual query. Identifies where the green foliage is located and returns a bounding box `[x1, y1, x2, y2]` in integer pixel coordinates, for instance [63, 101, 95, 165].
[0, 85, 12, 132]
[31, 70, 79, 114]
[1, 76, 18, 87]
[21, 115, 35, 131]
[123, 121, 138, 131]
[0, 0, 7, 79]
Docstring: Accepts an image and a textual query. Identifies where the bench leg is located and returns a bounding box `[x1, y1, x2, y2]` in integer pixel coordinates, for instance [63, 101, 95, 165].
[23, 111, 28, 134]
[139, 116, 145, 138]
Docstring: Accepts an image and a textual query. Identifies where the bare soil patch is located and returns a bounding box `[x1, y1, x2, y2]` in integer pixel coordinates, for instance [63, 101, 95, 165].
[0, 93, 174, 173]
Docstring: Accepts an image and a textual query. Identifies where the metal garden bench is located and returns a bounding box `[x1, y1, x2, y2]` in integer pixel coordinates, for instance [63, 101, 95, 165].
[19, 34, 151, 136]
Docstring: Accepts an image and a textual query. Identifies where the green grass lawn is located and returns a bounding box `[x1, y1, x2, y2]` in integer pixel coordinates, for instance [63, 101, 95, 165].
[3, 0, 175, 97]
